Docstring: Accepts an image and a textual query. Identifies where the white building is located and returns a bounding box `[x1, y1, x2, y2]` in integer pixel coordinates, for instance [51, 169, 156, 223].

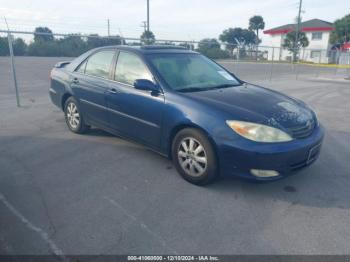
[263, 19, 334, 63]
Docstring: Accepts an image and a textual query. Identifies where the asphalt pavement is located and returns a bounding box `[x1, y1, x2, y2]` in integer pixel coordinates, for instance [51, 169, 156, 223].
[0, 57, 350, 255]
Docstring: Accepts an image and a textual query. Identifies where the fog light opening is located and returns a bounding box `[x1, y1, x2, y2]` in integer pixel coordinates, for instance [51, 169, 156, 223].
[250, 169, 279, 178]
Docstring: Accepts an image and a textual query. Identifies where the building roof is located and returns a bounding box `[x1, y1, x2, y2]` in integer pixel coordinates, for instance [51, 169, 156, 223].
[264, 19, 334, 35]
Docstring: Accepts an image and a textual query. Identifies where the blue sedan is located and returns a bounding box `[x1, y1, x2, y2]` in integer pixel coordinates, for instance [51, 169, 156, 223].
[49, 45, 324, 185]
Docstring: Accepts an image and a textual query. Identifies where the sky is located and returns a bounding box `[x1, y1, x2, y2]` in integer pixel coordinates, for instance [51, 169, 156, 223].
[0, 0, 349, 45]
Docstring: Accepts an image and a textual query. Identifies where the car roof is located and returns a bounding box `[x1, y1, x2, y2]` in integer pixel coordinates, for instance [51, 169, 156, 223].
[66, 45, 198, 72]
[97, 45, 198, 55]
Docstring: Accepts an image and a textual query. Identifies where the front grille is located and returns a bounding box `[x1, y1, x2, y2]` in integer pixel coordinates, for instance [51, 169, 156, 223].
[286, 119, 316, 139]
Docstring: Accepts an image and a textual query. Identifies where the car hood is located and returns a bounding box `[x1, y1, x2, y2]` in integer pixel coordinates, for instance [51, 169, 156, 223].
[184, 83, 315, 129]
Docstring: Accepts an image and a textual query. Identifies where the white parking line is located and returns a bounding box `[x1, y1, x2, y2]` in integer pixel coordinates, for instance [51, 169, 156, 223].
[0, 193, 67, 260]
[105, 196, 178, 255]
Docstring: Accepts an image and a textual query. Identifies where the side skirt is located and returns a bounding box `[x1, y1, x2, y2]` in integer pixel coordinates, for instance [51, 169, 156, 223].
[85, 119, 169, 159]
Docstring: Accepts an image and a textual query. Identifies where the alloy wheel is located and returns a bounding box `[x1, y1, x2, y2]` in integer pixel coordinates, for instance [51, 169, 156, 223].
[177, 137, 207, 177]
[66, 102, 80, 129]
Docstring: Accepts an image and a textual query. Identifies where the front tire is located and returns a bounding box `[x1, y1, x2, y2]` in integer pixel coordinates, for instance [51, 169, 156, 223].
[172, 128, 218, 185]
[64, 97, 88, 134]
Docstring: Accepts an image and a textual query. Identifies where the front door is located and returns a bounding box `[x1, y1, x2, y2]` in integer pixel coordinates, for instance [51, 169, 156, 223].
[106, 51, 164, 148]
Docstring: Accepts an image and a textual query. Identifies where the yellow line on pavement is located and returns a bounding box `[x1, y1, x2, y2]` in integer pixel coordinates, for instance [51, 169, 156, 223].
[297, 62, 350, 69]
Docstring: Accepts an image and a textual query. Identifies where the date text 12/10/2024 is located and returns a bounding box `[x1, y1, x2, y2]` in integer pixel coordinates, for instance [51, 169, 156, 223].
[127, 255, 220, 261]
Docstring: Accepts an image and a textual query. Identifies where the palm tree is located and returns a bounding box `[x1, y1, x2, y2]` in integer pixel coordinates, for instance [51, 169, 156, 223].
[249, 16, 265, 44]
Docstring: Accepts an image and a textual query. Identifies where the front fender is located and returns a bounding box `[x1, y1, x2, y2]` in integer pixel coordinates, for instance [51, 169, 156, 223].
[161, 92, 231, 156]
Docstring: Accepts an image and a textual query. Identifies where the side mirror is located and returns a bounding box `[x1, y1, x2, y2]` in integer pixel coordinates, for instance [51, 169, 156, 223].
[134, 79, 159, 92]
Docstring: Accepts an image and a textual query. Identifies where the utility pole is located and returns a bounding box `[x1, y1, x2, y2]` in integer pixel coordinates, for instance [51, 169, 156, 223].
[294, 0, 303, 62]
[147, 0, 150, 32]
[107, 19, 110, 36]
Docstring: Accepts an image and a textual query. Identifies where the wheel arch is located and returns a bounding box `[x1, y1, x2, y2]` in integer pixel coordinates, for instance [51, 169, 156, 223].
[168, 124, 220, 170]
[61, 93, 73, 110]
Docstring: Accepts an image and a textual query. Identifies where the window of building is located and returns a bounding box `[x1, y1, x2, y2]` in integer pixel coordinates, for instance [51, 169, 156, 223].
[84, 50, 115, 78]
[310, 51, 321, 58]
[311, 32, 323, 40]
[115, 52, 153, 85]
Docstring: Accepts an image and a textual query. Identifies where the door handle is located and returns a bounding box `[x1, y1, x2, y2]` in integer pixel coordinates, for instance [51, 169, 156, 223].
[71, 77, 79, 84]
[108, 88, 118, 94]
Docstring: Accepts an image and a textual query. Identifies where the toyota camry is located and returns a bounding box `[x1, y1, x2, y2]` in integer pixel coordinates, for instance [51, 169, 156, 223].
[49, 45, 324, 185]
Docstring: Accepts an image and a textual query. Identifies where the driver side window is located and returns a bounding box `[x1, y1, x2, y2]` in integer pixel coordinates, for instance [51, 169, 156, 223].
[115, 52, 153, 86]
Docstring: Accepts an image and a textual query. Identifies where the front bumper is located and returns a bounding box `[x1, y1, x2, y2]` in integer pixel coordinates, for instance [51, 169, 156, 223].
[216, 125, 325, 181]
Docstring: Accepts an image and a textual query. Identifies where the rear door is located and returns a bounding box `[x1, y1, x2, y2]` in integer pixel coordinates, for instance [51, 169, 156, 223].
[106, 51, 164, 148]
[70, 49, 116, 127]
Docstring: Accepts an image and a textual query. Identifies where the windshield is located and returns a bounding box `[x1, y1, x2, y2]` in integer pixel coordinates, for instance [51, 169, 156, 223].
[148, 53, 241, 92]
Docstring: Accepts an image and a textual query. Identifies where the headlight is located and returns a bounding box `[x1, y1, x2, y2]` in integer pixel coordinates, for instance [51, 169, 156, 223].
[226, 120, 293, 142]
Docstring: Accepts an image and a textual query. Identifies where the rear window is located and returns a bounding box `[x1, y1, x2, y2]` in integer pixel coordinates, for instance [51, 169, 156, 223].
[83, 50, 115, 78]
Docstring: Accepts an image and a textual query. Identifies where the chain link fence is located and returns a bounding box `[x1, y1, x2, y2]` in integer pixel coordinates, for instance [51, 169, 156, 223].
[218, 44, 350, 83]
[0, 30, 200, 106]
[0, 30, 349, 107]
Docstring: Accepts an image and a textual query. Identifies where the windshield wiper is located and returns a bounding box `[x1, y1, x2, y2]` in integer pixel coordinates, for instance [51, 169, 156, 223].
[207, 83, 240, 90]
[176, 83, 241, 93]
[176, 87, 210, 93]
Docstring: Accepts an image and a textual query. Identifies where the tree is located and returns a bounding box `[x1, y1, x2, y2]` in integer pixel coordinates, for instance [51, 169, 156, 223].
[0, 37, 9, 56]
[198, 38, 220, 50]
[140, 30, 155, 45]
[104, 36, 125, 46]
[13, 38, 27, 55]
[282, 31, 309, 61]
[197, 38, 229, 59]
[219, 28, 240, 53]
[241, 29, 257, 48]
[249, 15, 265, 44]
[200, 48, 230, 59]
[34, 27, 54, 42]
[0, 36, 27, 56]
[330, 14, 350, 44]
[57, 35, 88, 57]
[87, 34, 124, 49]
[87, 34, 105, 48]
[219, 27, 257, 56]
[27, 41, 60, 56]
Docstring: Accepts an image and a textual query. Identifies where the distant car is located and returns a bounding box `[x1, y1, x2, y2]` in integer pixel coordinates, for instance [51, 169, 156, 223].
[49, 45, 324, 185]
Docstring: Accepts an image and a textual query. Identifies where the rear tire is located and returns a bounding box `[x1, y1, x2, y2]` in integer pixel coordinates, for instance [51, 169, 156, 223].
[172, 128, 218, 185]
[64, 97, 89, 134]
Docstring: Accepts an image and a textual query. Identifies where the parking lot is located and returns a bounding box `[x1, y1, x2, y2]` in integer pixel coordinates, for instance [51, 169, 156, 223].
[1, 56, 350, 256]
